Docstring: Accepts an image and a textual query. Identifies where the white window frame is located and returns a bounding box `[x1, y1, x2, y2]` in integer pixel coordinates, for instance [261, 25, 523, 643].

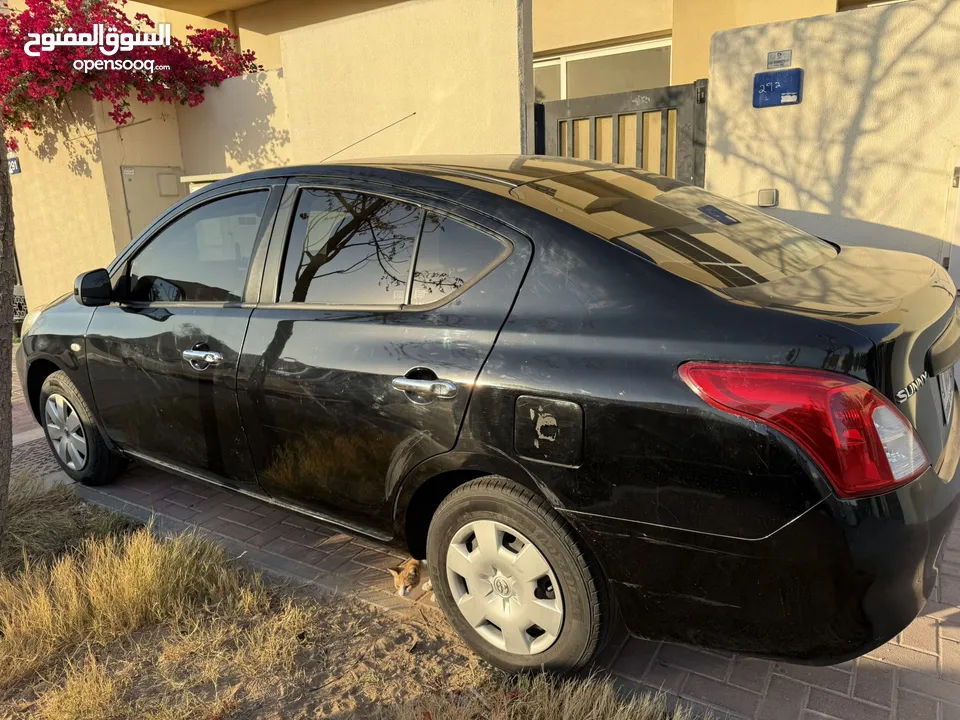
[839, 0, 909, 10]
[533, 37, 673, 101]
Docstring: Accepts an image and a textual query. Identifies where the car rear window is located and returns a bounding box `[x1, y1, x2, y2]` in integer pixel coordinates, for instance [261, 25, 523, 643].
[510, 169, 837, 289]
[411, 212, 507, 305]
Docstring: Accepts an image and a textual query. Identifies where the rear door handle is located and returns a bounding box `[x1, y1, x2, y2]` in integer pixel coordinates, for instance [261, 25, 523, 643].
[182, 348, 223, 369]
[391, 377, 458, 398]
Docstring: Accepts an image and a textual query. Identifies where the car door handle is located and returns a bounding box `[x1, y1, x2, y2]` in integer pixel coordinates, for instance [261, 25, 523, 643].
[182, 349, 223, 369]
[391, 377, 458, 398]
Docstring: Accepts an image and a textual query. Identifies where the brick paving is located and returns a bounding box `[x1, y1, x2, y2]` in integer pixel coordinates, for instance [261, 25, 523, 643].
[10, 355, 36, 437]
[77, 465, 428, 614]
[11, 437, 61, 476]
[11, 401, 36, 436]
[10, 358, 960, 718]
[11, 352, 22, 406]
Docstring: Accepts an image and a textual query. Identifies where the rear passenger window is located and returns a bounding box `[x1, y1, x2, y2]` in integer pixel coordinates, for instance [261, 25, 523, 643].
[411, 212, 507, 305]
[280, 189, 420, 305]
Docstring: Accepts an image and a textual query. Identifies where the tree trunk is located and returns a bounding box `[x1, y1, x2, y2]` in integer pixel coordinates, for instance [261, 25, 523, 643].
[0, 138, 15, 545]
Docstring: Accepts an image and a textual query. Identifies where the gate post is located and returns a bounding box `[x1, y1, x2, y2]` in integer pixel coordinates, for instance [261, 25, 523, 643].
[693, 78, 709, 188]
[534, 103, 545, 155]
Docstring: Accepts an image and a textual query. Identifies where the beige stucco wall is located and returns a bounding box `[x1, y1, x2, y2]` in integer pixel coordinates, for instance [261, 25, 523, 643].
[176, 69, 291, 175]
[9, 96, 117, 308]
[125, 1, 227, 39]
[95, 99, 185, 252]
[218, 0, 405, 71]
[13, 95, 187, 308]
[280, 0, 526, 162]
[533, 0, 833, 83]
[533, 0, 672, 54]
[159, 5, 226, 39]
[706, 0, 960, 267]
[672, 0, 836, 84]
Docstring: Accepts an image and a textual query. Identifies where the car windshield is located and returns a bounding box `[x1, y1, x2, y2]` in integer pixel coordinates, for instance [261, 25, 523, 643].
[510, 168, 837, 289]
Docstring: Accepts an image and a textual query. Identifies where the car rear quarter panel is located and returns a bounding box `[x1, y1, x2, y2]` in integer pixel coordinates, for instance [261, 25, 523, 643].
[463, 213, 873, 541]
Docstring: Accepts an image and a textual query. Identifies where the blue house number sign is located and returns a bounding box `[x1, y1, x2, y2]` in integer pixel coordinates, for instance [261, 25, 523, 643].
[753, 68, 803, 109]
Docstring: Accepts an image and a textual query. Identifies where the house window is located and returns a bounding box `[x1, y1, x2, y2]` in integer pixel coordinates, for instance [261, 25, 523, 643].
[534, 39, 672, 102]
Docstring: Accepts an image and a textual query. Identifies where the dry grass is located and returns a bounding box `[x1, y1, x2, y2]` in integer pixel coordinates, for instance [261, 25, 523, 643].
[2, 474, 131, 574]
[36, 655, 127, 720]
[387, 674, 699, 720]
[0, 525, 269, 694]
[0, 480, 687, 720]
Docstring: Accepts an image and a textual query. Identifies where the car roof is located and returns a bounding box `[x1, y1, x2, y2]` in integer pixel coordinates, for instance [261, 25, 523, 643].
[203, 156, 836, 292]
[207, 154, 689, 239]
[346, 155, 612, 181]
[219, 155, 639, 189]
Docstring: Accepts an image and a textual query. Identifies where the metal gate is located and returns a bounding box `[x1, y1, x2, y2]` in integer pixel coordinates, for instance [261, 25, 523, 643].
[536, 79, 708, 187]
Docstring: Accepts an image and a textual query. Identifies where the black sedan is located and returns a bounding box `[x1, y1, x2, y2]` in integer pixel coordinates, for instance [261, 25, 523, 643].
[17, 156, 960, 673]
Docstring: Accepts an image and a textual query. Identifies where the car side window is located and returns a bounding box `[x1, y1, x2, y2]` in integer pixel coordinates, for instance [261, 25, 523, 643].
[410, 212, 508, 305]
[279, 189, 421, 305]
[127, 191, 268, 303]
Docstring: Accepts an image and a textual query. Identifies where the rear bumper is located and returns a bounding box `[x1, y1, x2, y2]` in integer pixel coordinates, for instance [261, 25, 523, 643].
[566, 433, 960, 663]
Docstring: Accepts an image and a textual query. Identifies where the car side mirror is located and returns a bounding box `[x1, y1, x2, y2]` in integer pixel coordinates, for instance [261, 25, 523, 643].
[74, 269, 113, 307]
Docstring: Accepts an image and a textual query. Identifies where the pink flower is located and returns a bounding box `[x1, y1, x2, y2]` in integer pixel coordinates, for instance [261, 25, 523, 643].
[0, 0, 261, 145]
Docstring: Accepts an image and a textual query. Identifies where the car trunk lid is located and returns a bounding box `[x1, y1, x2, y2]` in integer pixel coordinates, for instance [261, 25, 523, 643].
[726, 245, 958, 465]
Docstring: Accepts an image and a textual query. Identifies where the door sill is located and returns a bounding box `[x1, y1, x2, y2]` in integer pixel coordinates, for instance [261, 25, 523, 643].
[122, 449, 393, 543]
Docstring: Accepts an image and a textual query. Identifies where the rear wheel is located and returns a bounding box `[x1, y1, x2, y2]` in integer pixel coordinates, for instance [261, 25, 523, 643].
[426, 476, 607, 672]
[39, 371, 125, 486]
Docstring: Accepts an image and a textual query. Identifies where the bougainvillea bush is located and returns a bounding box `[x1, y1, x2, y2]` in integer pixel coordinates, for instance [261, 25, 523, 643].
[0, 0, 262, 150]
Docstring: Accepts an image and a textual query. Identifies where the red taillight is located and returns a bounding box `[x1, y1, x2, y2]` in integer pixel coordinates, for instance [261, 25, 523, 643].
[679, 363, 929, 498]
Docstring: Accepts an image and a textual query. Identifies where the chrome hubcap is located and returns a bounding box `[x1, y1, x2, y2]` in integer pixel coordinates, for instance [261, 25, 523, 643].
[445, 519, 564, 655]
[45, 394, 87, 471]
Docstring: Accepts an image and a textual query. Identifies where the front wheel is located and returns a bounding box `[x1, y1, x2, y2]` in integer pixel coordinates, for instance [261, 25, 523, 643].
[426, 476, 608, 672]
[39, 371, 126, 486]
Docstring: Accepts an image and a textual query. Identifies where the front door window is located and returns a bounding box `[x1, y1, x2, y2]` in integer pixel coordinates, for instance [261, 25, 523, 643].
[128, 191, 269, 303]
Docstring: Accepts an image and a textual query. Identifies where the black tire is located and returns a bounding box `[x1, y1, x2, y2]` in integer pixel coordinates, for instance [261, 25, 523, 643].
[39, 371, 126, 486]
[426, 476, 608, 673]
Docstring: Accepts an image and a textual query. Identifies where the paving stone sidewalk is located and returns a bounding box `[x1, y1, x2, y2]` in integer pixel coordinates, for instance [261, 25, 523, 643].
[10, 352, 35, 437]
[11, 362, 960, 719]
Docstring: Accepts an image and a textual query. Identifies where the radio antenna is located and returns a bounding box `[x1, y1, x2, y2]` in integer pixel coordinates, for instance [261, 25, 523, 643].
[320, 111, 417, 163]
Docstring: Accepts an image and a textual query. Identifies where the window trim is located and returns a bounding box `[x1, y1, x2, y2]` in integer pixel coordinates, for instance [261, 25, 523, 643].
[271, 184, 514, 313]
[534, 37, 672, 101]
[115, 186, 275, 308]
[403, 211, 427, 306]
